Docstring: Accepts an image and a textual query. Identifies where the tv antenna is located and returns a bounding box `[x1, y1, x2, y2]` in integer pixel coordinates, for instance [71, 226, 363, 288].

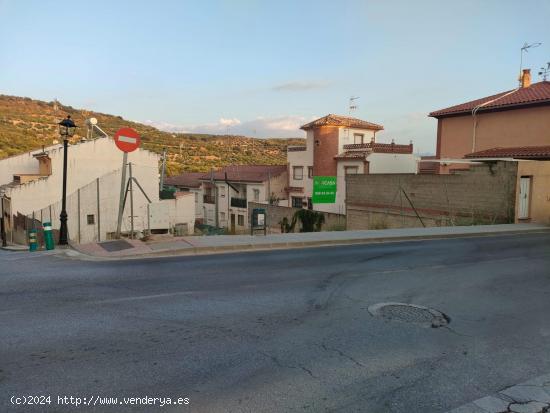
[519, 42, 542, 86]
[539, 62, 550, 81]
[349, 96, 359, 115]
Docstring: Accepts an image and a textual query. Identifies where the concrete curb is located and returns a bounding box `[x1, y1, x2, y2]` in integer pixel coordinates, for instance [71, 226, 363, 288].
[65, 227, 550, 261]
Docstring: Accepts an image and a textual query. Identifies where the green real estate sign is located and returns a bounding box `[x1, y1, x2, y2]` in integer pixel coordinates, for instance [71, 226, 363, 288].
[312, 176, 337, 204]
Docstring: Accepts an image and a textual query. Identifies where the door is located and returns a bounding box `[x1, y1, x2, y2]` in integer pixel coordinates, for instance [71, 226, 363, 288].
[230, 213, 236, 234]
[518, 176, 531, 219]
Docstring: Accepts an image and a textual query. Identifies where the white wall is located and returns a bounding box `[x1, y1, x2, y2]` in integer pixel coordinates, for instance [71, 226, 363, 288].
[190, 187, 203, 219]
[160, 193, 195, 235]
[0, 150, 45, 185]
[338, 128, 376, 152]
[3, 137, 159, 216]
[368, 153, 418, 174]
[27, 164, 159, 243]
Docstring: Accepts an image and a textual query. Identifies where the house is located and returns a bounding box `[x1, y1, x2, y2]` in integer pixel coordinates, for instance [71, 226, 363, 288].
[429, 70, 550, 173]
[164, 172, 205, 222]
[287, 114, 418, 214]
[0, 135, 195, 244]
[199, 165, 287, 232]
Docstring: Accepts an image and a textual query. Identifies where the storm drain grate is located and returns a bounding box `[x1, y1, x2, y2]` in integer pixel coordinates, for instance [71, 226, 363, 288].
[368, 302, 450, 328]
[98, 240, 134, 252]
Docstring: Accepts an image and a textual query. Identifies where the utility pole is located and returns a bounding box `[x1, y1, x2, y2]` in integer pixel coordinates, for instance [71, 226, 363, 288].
[115, 153, 128, 238]
[129, 163, 134, 239]
[209, 169, 219, 228]
[0, 195, 7, 247]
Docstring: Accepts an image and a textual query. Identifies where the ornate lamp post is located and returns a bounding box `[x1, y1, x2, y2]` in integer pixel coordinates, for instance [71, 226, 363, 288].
[58, 115, 77, 245]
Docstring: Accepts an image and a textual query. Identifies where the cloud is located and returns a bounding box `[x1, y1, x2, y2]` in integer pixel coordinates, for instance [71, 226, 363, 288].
[272, 81, 329, 92]
[218, 118, 241, 127]
[141, 115, 309, 138]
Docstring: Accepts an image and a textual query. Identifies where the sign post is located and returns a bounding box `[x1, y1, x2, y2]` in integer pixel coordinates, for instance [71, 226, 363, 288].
[312, 176, 337, 204]
[250, 208, 267, 236]
[114, 127, 141, 238]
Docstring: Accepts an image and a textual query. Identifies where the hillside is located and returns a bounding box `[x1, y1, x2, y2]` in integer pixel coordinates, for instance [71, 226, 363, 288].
[0, 95, 304, 176]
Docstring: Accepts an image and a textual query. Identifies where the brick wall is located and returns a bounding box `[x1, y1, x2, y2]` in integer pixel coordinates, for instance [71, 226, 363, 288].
[313, 126, 339, 176]
[248, 202, 346, 232]
[346, 161, 517, 230]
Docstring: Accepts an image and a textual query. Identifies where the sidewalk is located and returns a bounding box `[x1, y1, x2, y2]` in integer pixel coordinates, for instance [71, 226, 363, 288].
[70, 223, 549, 260]
[447, 372, 550, 413]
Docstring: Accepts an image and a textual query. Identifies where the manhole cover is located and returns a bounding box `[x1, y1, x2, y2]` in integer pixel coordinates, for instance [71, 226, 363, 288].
[98, 240, 134, 252]
[368, 302, 450, 328]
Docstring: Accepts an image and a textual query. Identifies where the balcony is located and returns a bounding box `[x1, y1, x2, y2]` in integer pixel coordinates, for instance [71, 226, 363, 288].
[287, 146, 307, 152]
[203, 194, 215, 204]
[230, 197, 247, 208]
[343, 142, 413, 154]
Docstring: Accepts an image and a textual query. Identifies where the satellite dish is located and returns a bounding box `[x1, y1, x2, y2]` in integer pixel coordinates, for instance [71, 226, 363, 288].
[86, 117, 98, 126]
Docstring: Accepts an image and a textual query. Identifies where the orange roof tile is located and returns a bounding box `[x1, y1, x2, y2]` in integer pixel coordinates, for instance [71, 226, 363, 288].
[301, 114, 383, 131]
[465, 145, 550, 159]
[430, 81, 550, 118]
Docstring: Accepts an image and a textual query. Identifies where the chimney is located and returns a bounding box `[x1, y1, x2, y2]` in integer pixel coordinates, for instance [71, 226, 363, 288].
[521, 69, 531, 88]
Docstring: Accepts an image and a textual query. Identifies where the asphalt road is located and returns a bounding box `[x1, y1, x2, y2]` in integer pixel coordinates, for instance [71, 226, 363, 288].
[2, 233, 550, 413]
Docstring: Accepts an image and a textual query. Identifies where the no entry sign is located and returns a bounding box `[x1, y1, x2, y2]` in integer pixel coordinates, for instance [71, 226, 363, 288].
[114, 127, 141, 153]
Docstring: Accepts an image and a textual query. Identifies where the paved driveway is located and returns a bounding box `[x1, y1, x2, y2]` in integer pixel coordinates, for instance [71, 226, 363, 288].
[1, 233, 550, 412]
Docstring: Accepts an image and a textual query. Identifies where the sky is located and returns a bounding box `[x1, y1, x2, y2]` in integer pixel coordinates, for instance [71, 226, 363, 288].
[1, 0, 549, 154]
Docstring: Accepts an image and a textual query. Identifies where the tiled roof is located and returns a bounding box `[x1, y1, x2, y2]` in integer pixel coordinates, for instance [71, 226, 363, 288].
[301, 114, 384, 131]
[465, 146, 550, 160]
[200, 165, 287, 183]
[165, 172, 205, 188]
[430, 81, 550, 118]
[334, 151, 368, 160]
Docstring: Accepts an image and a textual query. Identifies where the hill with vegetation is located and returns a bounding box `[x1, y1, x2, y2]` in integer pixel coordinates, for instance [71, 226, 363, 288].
[0, 94, 303, 176]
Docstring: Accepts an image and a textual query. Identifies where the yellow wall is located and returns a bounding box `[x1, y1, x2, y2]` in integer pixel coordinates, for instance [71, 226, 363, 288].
[516, 161, 550, 224]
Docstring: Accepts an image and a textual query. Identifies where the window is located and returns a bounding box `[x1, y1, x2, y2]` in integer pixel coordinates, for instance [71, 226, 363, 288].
[354, 133, 364, 144]
[345, 166, 359, 175]
[87, 214, 95, 225]
[292, 197, 303, 208]
[219, 186, 225, 198]
[238, 214, 244, 226]
[293, 166, 303, 180]
[308, 166, 313, 179]
[253, 189, 260, 201]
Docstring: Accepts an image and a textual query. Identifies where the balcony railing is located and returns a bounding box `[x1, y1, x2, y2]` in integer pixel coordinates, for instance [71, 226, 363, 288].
[343, 142, 413, 154]
[203, 194, 215, 204]
[230, 197, 247, 208]
[287, 146, 307, 152]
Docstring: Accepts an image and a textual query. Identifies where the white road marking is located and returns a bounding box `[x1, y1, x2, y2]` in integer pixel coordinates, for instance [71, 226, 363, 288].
[118, 135, 137, 144]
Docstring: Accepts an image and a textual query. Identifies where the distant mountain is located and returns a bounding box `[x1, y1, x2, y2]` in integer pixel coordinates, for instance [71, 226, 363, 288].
[0, 95, 303, 176]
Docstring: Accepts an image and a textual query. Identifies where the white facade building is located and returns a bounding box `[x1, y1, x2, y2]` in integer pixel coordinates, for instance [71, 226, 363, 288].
[287, 114, 418, 214]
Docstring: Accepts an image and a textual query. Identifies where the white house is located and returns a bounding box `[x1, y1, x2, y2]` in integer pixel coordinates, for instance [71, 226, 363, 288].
[199, 165, 287, 232]
[164, 172, 205, 222]
[287, 114, 418, 214]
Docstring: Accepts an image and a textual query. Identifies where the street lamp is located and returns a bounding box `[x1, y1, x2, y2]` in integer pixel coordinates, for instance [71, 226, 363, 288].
[57, 115, 77, 245]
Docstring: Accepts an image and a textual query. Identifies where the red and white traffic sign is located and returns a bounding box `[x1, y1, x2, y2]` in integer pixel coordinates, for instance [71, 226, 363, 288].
[114, 127, 141, 153]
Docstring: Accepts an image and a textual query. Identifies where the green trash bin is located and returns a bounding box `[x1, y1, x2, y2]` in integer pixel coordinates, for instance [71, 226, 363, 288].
[43, 221, 55, 250]
[28, 229, 38, 252]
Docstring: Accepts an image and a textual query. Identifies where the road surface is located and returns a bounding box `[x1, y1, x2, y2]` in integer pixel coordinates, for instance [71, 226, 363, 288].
[2, 233, 550, 412]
